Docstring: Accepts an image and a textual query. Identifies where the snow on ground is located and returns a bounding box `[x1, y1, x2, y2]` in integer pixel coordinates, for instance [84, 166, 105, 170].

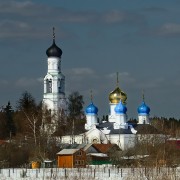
[0, 166, 179, 180]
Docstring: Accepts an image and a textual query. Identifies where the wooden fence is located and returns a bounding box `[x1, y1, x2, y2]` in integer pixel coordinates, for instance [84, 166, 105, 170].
[0, 166, 179, 179]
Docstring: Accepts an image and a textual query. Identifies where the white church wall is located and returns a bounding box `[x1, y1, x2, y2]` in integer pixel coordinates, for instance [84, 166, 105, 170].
[84, 127, 108, 144]
[138, 115, 149, 124]
[43, 99, 54, 110]
[116, 114, 127, 125]
[47, 57, 60, 73]
[106, 134, 136, 150]
[86, 114, 98, 127]
[61, 135, 85, 144]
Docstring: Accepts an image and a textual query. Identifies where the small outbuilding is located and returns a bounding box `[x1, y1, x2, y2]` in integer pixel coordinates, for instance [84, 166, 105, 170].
[57, 148, 86, 168]
[41, 160, 54, 168]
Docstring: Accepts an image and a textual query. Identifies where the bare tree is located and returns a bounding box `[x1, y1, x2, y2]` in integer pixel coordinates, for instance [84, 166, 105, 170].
[23, 111, 39, 146]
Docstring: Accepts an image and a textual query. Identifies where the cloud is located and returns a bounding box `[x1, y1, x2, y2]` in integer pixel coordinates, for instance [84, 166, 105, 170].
[66, 70, 137, 98]
[0, 20, 33, 38]
[141, 6, 167, 13]
[15, 77, 42, 87]
[106, 72, 166, 92]
[65, 67, 97, 85]
[0, 0, 144, 24]
[0, 0, 46, 16]
[155, 23, 180, 36]
[0, 79, 9, 86]
[37, 77, 43, 82]
[106, 72, 136, 84]
[141, 23, 180, 37]
[0, 19, 72, 39]
[0, 0, 146, 39]
[103, 10, 145, 25]
[136, 78, 165, 89]
[70, 67, 95, 75]
[54, 9, 145, 26]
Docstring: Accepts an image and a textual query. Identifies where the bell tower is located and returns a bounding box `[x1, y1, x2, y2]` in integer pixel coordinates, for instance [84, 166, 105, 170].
[42, 28, 67, 133]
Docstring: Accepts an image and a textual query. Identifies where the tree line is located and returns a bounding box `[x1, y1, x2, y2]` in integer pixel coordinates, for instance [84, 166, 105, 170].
[0, 91, 180, 168]
[0, 91, 85, 167]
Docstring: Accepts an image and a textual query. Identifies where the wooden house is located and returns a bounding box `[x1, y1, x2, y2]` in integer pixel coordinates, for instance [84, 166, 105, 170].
[86, 143, 120, 165]
[92, 143, 120, 155]
[57, 148, 86, 168]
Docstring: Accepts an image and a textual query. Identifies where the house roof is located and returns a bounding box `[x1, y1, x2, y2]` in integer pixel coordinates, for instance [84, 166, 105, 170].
[82, 143, 93, 152]
[92, 144, 118, 154]
[87, 153, 108, 157]
[57, 149, 79, 155]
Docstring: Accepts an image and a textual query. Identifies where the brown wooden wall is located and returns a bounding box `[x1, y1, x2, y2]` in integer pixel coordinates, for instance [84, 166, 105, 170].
[57, 149, 86, 168]
[57, 155, 73, 168]
[73, 149, 86, 168]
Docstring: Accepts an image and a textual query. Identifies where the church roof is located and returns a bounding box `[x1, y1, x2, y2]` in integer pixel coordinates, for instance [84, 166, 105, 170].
[109, 87, 127, 104]
[97, 122, 133, 134]
[46, 27, 62, 58]
[137, 101, 150, 115]
[110, 128, 132, 134]
[85, 102, 98, 115]
[46, 40, 62, 58]
[115, 100, 127, 114]
[96, 121, 162, 135]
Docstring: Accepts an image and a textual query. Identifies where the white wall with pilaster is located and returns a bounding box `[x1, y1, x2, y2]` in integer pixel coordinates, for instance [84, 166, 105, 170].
[109, 103, 118, 122]
[116, 114, 127, 125]
[138, 115, 150, 124]
[85, 114, 98, 130]
[107, 134, 136, 150]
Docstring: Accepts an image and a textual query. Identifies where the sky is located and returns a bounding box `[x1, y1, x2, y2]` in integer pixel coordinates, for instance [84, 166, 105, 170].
[1, 0, 180, 119]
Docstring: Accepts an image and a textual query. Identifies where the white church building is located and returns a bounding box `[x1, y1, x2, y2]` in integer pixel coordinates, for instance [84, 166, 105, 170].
[60, 82, 156, 150]
[42, 29, 160, 150]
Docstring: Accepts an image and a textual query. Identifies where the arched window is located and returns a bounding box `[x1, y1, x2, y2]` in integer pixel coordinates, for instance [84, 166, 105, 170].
[47, 79, 52, 93]
[58, 79, 61, 93]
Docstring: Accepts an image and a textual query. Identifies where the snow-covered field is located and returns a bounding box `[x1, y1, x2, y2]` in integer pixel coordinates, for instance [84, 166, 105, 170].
[0, 166, 179, 180]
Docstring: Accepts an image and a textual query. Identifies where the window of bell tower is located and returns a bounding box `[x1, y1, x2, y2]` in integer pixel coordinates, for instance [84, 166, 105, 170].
[58, 79, 61, 93]
[47, 79, 52, 93]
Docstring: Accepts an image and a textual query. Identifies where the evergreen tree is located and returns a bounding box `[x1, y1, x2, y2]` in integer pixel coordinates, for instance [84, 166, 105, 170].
[3, 101, 16, 136]
[16, 91, 36, 113]
[15, 91, 42, 136]
[0, 111, 8, 139]
[68, 91, 84, 119]
[67, 91, 85, 135]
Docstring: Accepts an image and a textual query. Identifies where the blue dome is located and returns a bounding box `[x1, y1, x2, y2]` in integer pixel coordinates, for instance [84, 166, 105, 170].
[85, 102, 98, 115]
[115, 100, 127, 114]
[137, 101, 150, 115]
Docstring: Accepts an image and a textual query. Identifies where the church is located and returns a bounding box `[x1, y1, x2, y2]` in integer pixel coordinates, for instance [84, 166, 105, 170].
[42, 29, 160, 150]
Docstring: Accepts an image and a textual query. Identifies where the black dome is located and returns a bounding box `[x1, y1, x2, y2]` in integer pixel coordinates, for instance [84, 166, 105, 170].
[46, 40, 62, 58]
